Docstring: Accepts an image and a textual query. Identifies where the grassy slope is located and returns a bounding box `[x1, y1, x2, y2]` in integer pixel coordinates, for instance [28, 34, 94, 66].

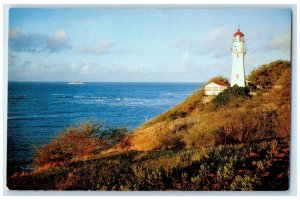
[8, 138, 289, 190]
[122, 61, 290, 151]
[7, 60, 291, 191]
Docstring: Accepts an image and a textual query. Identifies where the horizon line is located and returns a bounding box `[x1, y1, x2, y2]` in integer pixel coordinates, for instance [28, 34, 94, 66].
[8, 81, 205, 83]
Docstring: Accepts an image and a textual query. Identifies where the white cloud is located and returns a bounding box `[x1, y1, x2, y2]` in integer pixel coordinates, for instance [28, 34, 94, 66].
[9, 27, 71, 52]
[170, 27, 232, 59]
[204, 27, 228, 45]
[247, 26, 274, 41]
[198, 27, 231, 56]
[75, 41, 112, 55]
[262, 33, 291, 51]
[70, 61, 92, 74]
[46, 29, 71, 52]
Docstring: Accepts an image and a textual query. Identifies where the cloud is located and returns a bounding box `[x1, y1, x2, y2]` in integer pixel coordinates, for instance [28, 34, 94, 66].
[46, 30, 71, 52]
[247, 26, 274, 41]
[198, 27, 231, 57]
[202, 27, 229, 46]
[75, 41, 112, 55]
[9, 27, 47, 52]
[8, 53, 19, 67]
[9, 27, 71, 53]
[21, 61, 31, 68]
[261, 33, 291, 52]
[70, 61, 92, 74]
[170, 27, 232, 59]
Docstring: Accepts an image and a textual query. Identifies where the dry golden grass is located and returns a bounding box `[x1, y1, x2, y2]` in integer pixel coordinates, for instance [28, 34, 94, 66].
[125, 79, 290, 152]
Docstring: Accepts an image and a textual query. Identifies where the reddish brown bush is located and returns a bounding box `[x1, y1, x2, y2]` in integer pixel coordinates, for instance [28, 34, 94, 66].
[274, 105, 290, 138]
[33, 122, 108, 167]
[224, 111, 258, 142]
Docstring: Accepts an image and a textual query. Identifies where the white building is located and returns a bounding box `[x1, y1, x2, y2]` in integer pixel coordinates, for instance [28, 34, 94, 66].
[204, 82, 228, 96]
[231, 29, 246, 87]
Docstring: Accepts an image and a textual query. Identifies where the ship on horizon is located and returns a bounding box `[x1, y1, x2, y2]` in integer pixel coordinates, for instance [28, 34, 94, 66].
[67, 81, 84, 85]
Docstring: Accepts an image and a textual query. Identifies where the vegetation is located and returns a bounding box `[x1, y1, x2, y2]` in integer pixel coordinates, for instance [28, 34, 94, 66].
[7, 60, 291, 191]
[247, 60, 290, 89]
[212, 85, 250, 107]
[32, 122, 128, 169]
[8, 138, 289, 190]
[144, 76, 229, 127]
[125, 60, 290, 151]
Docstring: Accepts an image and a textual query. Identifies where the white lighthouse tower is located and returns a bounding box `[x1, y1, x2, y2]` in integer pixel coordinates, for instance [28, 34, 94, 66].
[231, 28, 246, 87]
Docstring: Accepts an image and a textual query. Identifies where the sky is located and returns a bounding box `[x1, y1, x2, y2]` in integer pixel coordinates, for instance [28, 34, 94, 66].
[8, 8, 291, 82]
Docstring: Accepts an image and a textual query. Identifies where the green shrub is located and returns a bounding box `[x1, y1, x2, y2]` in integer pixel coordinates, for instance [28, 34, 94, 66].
[230, 175, 259, 191]
[100, 127, 128, 145]
[212, 85, 250, 107]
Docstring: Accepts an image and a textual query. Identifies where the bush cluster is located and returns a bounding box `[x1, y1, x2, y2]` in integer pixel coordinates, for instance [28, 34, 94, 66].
[222, 110, 279, 143]
[247, 60, 290, 89]
[212, 85, 250, 107]
[9, 138, 290, 191]
[33, 122, 127, 167]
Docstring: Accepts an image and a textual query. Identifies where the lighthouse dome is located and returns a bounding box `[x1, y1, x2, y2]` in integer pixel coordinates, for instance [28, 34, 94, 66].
[233, 29, 244, 37]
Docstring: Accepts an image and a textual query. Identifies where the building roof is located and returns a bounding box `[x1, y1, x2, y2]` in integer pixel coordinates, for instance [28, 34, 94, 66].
[205, 81, 229, 87]
[233, 29, 244, 37]
[214, 80, 229, 87]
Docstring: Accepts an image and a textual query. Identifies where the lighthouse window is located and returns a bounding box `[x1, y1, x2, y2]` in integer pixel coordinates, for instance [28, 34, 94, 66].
[236, 74, 239, 78]
[213, 87, 218, 91]
[206, 87, 211, 91]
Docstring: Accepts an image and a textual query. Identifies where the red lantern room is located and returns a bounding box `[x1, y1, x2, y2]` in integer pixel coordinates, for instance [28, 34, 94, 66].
[233, 28, 244, 42]
[233, 28, 244, 37]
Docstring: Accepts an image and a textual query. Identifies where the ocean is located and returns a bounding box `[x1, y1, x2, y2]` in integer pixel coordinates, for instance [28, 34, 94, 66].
[7, 82, 202, 171]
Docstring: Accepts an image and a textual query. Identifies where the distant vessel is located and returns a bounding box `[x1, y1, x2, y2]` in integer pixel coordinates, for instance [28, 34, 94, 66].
[68, 81, 84, 85]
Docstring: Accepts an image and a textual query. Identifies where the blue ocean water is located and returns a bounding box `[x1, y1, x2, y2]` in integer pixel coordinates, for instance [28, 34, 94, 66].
[7, 82, 202, 170]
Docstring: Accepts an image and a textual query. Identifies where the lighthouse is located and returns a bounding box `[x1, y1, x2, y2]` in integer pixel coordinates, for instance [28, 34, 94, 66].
[231, 28, 246, 87]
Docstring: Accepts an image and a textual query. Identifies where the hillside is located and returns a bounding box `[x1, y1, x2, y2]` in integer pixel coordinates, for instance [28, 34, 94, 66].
[8, 138, 289, 190]
[7, 60, 291, 191]
[115, 60, 290, 152]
